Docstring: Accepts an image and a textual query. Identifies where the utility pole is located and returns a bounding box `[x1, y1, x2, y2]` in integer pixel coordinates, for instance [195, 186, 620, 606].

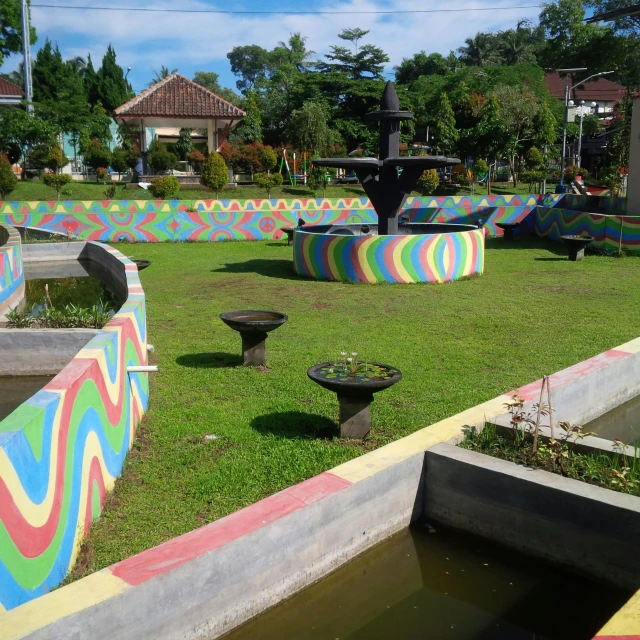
[21, 0, 33, 113]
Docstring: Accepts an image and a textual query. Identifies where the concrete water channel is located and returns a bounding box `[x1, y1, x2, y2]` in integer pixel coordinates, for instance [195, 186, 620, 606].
[222, 523, 628, 640]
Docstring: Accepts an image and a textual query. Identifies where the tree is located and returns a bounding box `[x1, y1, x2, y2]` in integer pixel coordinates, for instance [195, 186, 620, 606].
[255, 171, 283, 198]
[275, 33, 315, 72]
[147, 140, 177, 173]
[395, 52, 449, 85]
[492, 84, 542, 186]
[200, 152, 228, 198]
[110, 146, 129, 180]
[417, 169, 440, 195]
[149, 65, 177, 86]
[433, 93, 459, 155]
[319, 28, 388, 80]
[94, 45, 133, 113]
[257, 145, 277, 173]
[457, 33, 503, 66]
[288, 100, 332, 153]
[472, 96, 506, 194]
[308, 164, 335, 198]
[0, 157, 17, 197]
[42, 173, 71, 200]
[0, 0, 37, 68]
[175, 128, 194, 160]
[229, 90, 262, 144]
[192, 71, 242, 105]
[227, 45, 271, 91]
[83, 139, 112, 176]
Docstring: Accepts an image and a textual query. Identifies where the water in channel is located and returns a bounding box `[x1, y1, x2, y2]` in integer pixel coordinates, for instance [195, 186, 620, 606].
[586, 394, 640, 446]
[223, 524, 629, 640]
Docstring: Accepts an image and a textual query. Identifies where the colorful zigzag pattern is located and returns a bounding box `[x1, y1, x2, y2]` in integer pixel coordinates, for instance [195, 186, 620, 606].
[535, 207, 640, 255]
[0, 195, 555, 243]
[0, 224, 23, 313]
[293, 228, 485, 284]
[0, 244, 148, 611]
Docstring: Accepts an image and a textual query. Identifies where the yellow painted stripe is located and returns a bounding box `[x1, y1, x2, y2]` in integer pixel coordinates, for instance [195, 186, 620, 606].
[68, 431, 117, 571]
[596, 589, 640, 637]
[357, 236, 377, 284]
[426, 236, 442, 283]
[615, 337, 640, 354]
[330, 394, 512, 483]
[1, 570, 129, 640]
[392, 236, 413, 283]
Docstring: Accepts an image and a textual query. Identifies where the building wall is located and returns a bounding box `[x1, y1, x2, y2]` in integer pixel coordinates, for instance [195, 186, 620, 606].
[0, 243, 148, 611]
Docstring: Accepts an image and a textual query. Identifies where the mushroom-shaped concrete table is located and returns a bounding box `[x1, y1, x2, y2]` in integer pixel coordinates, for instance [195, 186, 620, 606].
[561, 235, 593, 261]
[220, 310, 288, 366]
[307, 361, 402, 438]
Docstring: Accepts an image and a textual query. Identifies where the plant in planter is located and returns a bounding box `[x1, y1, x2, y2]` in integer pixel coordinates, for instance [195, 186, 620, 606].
[307, 351, 402, 439]
[150, 176, 181, 199]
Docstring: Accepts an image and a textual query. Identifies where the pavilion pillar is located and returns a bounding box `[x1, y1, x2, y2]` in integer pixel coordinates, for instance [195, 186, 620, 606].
[207, 119, 214, 154]
[140, 118, 148, 176]
[214, 119, 218, 152]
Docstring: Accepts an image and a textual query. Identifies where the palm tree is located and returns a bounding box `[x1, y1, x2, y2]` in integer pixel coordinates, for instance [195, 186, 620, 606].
[457, 33, 503, 67]
[67, 56, 87, 78]
[498, 28, 538, 65]
[277, 33, 316, 72]
[149, 66, 178, 86]
[0, 65, 24, 86]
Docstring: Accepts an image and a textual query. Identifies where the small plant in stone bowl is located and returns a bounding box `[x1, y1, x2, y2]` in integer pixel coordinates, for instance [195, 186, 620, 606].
[307, 351, 402, 439]
[319, 351, 396, 383]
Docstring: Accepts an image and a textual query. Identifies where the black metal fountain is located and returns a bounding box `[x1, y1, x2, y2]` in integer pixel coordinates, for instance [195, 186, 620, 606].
[220, 310, 288, 366]
[292, 82, 486, 285]
[313, 82, 460, 236]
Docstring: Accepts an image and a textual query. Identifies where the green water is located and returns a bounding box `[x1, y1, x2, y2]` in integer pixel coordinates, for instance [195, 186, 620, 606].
[223, 525, 629, 640]
[0, 376, 54, 421]
[586, 394, 640, 446]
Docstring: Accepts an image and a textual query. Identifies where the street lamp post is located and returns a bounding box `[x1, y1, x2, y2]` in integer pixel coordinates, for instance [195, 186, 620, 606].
[555, 68, 614, 193]
[576, 101, 597, 169]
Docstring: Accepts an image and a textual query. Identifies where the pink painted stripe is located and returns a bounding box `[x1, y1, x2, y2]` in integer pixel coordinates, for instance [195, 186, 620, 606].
[110, 472, 351, 586]
[518, 349, 631, 401]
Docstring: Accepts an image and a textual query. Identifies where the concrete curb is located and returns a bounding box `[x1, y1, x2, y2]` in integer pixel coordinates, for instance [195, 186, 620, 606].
[2, 336, 640, 638]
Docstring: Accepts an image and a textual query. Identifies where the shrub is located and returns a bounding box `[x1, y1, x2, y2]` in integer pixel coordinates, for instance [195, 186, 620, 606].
[110, 146, 129, 179]
[42, 173, 72, 200]
[308, 164, 335, 198]
[257, 145, 277, 173]
[83, 140, 112, 173]
[417, 169, 439, 196]
[255, 171, 283, 199]
[96, 167, 109, 182]
[104, 184, 117, 199]
[0, 158, 18, 198]
[148, 140, 177, 174]
[150, 175, 181, 199]
[200, 152, 228, 198]
[188, 150, 205, 172]
[564, 165, 590, 183]
[125, 146, 142, 172]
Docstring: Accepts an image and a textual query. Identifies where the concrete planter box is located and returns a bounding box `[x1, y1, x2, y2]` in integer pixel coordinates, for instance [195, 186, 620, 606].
[425, 443, 640, 590]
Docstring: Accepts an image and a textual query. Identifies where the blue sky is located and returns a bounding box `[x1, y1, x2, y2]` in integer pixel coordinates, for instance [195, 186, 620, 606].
[11, 0, 541, 98]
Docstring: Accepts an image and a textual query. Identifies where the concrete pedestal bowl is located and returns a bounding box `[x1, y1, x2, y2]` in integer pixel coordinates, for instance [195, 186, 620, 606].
[131, 259, 151, 271]
[220, 310, 288, 366]
[496, 222, 519, 241]
[307, 362, 402, 439]
[561, 235, 594, 261]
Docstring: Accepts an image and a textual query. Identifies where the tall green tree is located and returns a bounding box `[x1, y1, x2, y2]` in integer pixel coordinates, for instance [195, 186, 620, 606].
[94, 45, 132, 113]
[229, 90, 262, 144]
[395, 52, 449, 85]
[471, 96, 506, 194]
[288, 100, 332, 153]
[0, 0, 36, 68]
[175, 128, 193, 160]
[433, 93, 459, 155]
[457, 33, 503, 66]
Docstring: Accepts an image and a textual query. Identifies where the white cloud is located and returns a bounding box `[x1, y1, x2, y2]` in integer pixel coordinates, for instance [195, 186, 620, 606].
[28, 0, 540, 89]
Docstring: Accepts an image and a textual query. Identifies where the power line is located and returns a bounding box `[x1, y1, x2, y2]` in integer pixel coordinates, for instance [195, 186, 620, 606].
[33, 3, 542, 14]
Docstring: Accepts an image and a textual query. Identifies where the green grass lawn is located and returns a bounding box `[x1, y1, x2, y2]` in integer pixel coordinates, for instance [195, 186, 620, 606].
[67, 237, 640, 581]
[6, 179, 544, 202]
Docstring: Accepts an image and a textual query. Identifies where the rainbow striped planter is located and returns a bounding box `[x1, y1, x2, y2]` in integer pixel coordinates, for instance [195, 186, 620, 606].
[293, 227, 485, 284]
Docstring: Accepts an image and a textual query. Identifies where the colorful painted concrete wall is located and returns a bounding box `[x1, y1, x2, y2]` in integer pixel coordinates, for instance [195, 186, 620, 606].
[293, 228, 485, 284]
[0, 243, 148, 611]
[0, 224, 24, 317]
[0, 195, 556, 243]
[535, 207, 640, 255]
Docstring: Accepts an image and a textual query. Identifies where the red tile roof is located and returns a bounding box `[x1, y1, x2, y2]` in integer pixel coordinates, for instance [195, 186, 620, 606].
[115, 73, 245, 119]
[545, 73, 625, 103]
[0, 78, 24, 97]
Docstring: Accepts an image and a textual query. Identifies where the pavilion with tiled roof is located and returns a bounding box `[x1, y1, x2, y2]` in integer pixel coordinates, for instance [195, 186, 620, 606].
[114, 73, 245, 163]
[0, 78, 24, 107]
